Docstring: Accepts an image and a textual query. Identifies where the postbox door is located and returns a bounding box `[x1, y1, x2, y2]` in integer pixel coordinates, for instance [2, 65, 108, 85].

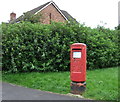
[71, 49, 85, 82]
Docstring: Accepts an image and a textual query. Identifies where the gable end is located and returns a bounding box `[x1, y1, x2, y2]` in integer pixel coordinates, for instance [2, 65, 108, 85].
[34, 1, 68, 21]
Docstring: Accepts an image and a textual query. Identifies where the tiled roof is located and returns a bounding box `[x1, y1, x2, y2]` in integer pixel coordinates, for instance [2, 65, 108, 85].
[61, 10, 76, 22]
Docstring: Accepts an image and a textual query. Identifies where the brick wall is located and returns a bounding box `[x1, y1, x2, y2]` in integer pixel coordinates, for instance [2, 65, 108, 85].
[39, 4, 66, 24]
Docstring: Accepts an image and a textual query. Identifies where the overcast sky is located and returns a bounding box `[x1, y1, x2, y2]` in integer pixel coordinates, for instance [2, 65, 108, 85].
[0, 0, 119, 29]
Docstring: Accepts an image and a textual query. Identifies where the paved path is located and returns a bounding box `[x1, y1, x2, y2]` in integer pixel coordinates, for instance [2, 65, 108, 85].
[2, 82, 87, 100]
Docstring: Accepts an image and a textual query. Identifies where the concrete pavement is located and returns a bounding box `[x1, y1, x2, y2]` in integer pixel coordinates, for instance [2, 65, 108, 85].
[2, 82, 87, 100]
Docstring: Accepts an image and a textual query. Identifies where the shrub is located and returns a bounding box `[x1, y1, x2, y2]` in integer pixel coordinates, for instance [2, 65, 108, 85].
[2, 21, 119, 72]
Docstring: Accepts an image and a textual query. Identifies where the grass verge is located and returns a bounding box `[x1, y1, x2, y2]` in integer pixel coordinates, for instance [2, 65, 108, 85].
[2, 67, 118, 101]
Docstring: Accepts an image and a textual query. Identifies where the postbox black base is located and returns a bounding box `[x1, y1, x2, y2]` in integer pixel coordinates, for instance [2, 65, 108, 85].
[70, 81, 86, 95]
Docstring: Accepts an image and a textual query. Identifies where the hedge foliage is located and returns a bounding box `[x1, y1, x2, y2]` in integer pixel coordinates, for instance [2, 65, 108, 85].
[2, 21, 119, 72]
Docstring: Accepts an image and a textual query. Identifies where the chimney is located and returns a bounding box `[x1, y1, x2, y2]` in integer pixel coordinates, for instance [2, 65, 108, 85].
[10, 12, 16, 21]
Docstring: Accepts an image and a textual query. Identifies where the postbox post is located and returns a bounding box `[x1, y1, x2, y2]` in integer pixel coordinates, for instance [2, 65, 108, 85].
[70, 43, 86, 95]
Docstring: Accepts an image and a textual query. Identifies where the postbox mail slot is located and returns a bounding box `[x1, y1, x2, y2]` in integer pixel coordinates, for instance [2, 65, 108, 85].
[72, 49, 82, 50]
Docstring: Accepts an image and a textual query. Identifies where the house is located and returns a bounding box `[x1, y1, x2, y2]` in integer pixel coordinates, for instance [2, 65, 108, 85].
[10, 1, 76, 24]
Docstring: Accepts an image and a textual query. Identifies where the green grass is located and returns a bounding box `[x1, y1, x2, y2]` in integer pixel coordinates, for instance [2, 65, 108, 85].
[84, 67, 118, 101]
[2, 67, 118, 101]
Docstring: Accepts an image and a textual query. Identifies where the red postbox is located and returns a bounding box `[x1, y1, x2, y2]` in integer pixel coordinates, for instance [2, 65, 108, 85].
[70, 43, 86, 94]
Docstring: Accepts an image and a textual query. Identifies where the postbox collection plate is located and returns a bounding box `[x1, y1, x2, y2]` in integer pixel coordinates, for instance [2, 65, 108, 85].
[73, 52, 81, 58]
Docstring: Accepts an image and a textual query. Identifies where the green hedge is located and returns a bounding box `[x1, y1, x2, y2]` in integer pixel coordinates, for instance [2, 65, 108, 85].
[2, 21, 119, 72]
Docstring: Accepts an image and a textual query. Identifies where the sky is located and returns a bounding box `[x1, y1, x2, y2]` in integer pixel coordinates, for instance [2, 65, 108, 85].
[0, 0, 119, 29]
